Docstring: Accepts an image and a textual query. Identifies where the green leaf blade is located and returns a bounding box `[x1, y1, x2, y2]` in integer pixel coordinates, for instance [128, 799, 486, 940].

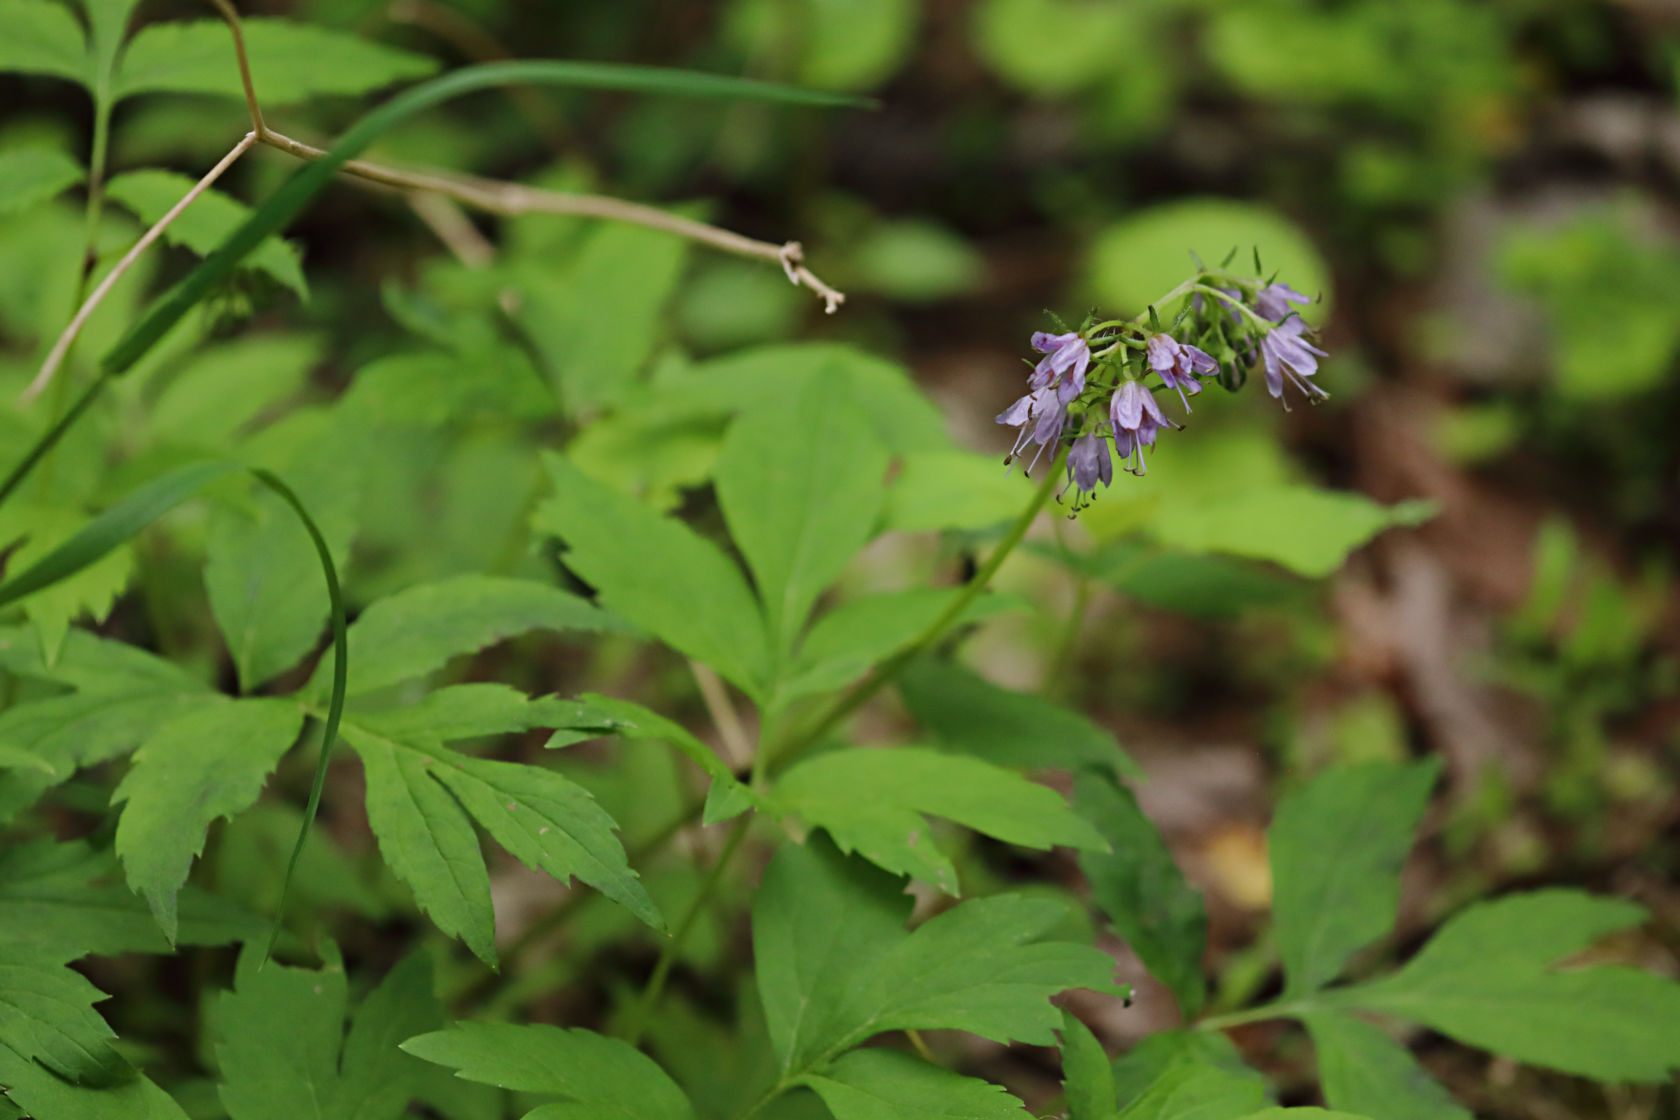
[773, 746, 1106, 893]
[0, 949, 128, 1086]
[112, 17, 438, 104]
[348, 726, 497, 967]
[0, 0, 89, 86]
[1075, 771, 1207, 1019]
[1270, 760, 1438, 996]
[898, 658, 1138, 776]
[112, 699, 305, 942]
[105, 170, 307, 297]
[401, 1021, 696, 1120]
[802, 1049, 1029, 1120]
[1333, 890, 1680, 1082]
[1302, 1012, 1468, 1120]
[0, 146, 83, 216]
[317, 574, 618, 699]
[1060, 1009, 1118, 1120]
[427, 750, 663, 931]
[715, 374, 889, 653]
[535, 453, 770, 696]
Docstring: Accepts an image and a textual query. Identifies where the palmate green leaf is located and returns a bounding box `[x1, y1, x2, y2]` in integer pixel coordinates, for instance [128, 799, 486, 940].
[402, 1021, 696, 1120]
[0, 947, 127, 1086]
[105, 170, 307, 298]
[345, 717, 659, 968]
[0, 0, 89, 86]
[753, 837, 1121, 1078]
[801, 1049, 1028, 1120]
[214, 947, 445, 1120]
[0, 1048, 188, 1120]
[1149, 486, 1436, 580]
[1060, 1009, 1118, 1120]
[772, 747, 1106, 894]
[0, 839, 262, 954]
[112, 17, 438, 104]
[1302, 1013, 1468, 1120]
[1329, 890, 1680, 1082]
[783, 589, 1023, 699]
[309, 573, 618, 699]
[0, 147, 82, 216]
[111, 698, 304, 942]
[716, 374, 889, 653]
[536, 452, 771, 697]
[1270, 760, 1438, 996]
[1075, 771, 1207, 1018]
[898, 658, 1138, 776]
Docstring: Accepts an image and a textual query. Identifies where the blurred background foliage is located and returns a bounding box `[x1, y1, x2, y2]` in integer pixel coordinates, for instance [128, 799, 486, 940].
[2, 0, 1679, 1116]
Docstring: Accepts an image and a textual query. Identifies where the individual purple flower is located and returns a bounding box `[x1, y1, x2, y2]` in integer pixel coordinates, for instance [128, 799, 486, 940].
[1146, 333, 1217, 411]
[1260, 318, 1329, 408]
[1254, 282, 1312, 323]
[996, 385, 1066, 473]
[1029, 331, 1091, 404]
[1064, 430, 1112, 505]
[1108, 380, 1175, 475]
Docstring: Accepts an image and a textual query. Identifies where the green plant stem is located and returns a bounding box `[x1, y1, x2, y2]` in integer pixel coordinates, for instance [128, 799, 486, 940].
[620, 814, 751, 1047]
[761, 447, 1068, 780]
[1195, 1000, 1311, 1032]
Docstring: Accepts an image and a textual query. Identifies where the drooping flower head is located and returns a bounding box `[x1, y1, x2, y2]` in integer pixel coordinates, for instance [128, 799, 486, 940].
[1146, 333, 1218, 411]
[1108, 380, 1175, 476]
[996, 385, 1066, 474]
[1029, 331, 1091, 404]
[1260, 317, 1329, 409]
[1063, 430, 1112, 509]
[1254, 282, 1312, 323]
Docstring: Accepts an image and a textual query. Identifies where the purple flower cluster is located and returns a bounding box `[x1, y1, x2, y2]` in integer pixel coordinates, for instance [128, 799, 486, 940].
[996, 273, 1329, 514]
